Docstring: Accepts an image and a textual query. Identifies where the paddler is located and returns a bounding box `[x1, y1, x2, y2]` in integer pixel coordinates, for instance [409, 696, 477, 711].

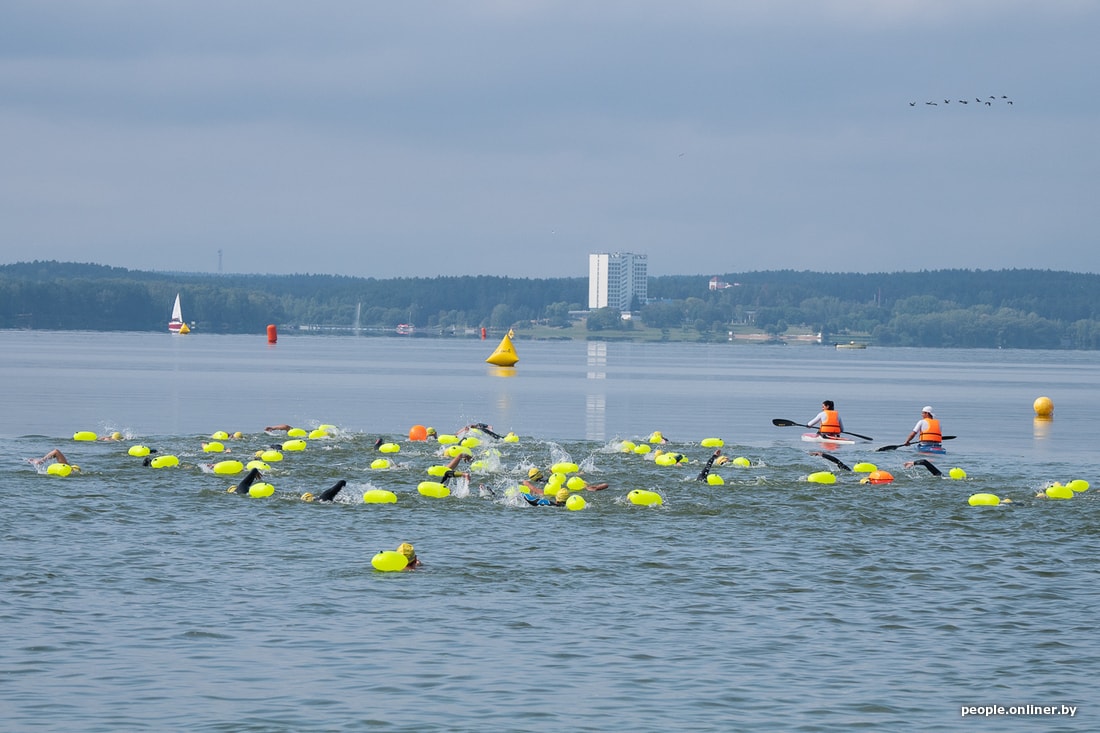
[902, 406, 942, 449]
[807, 400, 843, 438]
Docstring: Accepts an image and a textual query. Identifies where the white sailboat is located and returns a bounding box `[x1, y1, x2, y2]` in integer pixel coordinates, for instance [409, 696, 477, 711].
[168, 293, 190, 334]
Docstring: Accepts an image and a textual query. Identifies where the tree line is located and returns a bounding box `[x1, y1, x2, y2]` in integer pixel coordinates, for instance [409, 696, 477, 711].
[2, 261, 1099, 349]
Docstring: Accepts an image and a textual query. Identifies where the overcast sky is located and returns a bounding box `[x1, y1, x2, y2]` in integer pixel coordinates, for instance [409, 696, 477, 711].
[1, 1, 1097, 279]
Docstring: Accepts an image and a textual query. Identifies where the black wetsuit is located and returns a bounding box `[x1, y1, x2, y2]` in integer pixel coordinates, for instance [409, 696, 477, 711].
[316, 480, 348, 502]
[695, 452, 720, 481]
[233, 467, 263, 494]
[910, 459, 943, 476]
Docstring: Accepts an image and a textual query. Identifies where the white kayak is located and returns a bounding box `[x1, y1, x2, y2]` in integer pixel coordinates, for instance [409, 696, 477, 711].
[801, 432, 857, 446]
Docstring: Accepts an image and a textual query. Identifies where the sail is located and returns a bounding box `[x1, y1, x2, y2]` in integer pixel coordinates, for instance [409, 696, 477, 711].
[171, 294, 182, 322]
[169, 293, 186, 334]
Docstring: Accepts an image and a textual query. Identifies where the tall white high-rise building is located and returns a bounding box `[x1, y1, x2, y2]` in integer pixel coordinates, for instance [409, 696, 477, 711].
[588, 253, 648, 311]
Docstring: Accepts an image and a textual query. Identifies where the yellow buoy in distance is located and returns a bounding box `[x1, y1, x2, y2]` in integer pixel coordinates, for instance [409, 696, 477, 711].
[968, 493, 1000, 506]
[371, 551, 408, 572]
[1033, 396, 1054, 417]
[949, 467, 967, 480]
[1067, 479, 1090, 493]
[363, 489, 398, 504]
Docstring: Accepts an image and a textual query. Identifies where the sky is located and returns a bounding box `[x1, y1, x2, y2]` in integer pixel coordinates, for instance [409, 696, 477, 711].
[1, 1, 1098, 279]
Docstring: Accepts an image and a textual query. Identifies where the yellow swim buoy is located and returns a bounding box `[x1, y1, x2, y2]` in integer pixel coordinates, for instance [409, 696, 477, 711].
[287, 428, 308, 438]
[213, 460, 244, 475]
[632, 444, 651, 455]
[46, 463, 73, 476]
[150, 455, 179, 468]
[211, 431, 230, 440]
[853, 462, 877, 473]
[363, 489, 398, 504]
[437, 434, 459, 445]
[261, 450, 283, 462]
[370, 458, 392, 470]
[504, 432, 519, 442]
[203, 441, 225, 453]
[246, 460, 270, 471]
[379, 442, 400, 453]
[444, 445, 472, 458]
[1045, 484, 1074, 500]
[73, 431, 97, 441]
[654, 453, 677, 466]
[619, 441, 636, 452]
[566, 476, 587, 491]
[460, 436, 481, 448]
[308, 428, 329, 439]
[566, 494, 587, 511]
[248, 482, 275, 498]
[628, 489, 663, 506]
[968, 493, 1001, 506]
[731, 457, 751, 467]
[706, 473, 725, 485]
[417, 481, 450, 498]
[700, 438, 724, 448]
[282, 439, 307, 452]
[1067, 479, 1090, 493]
[949, 468, 967, 480]
[551, 462, 579, 474]
[371, 550, 408, 572]
[807, 471, 836, 484]
[128, 445, 151, 457]
[426, 465, 449, 477]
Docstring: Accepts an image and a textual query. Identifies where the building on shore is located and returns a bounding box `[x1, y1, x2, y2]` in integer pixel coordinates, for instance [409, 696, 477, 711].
[588, 252, 648, 311]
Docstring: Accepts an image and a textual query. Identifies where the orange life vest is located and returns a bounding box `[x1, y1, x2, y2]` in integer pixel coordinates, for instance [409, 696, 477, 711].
[819, 410, 842, 435]
[919, 418, 942, 443]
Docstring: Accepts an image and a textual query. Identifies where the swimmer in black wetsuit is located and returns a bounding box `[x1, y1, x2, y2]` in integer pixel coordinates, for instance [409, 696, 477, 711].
[301, 480, 348, 502]
[457, 423, 504, 440]
[904, 459, 943, 476]
[695, 449, 722, 481]
[228, 467, 263, 494]
[440, 453, 472, 485]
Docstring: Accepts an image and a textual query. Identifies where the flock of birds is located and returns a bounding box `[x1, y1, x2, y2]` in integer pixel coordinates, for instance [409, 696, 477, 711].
[911, 96, 1013, 107]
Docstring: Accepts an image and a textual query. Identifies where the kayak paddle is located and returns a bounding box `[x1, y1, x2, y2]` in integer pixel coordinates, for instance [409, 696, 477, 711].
[875, 436, 956, 452]
[771, 418, 874, 442]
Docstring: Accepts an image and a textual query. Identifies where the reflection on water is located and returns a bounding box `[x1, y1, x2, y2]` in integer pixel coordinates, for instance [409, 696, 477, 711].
[1033, 416, 1053, 440]
[586, 342, 608, 441]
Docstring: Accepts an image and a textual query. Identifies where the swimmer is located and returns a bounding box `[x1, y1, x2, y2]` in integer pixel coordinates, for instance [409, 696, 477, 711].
[424, 427, 438, 441]
[265, 424, 293, 432]
[98, 431, 123, 442]
[301, 479, 348, 503]
[229, 467, 263, 494]
[457, 423, 503, 439]
[525, 488, 571, 507]
[522, 467, 608, 494]
[440, 453, 472, 485]
[30, 449, 70, 466]
[397, 542, 421, 570]
[812, 452, 852, 472]
[904, 459, 943, 476]
[649, 431, 670, 444]
[695, 449, 722, 481]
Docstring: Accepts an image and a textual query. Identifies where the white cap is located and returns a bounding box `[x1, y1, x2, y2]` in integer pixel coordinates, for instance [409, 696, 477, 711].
[921, 406, 934, 416]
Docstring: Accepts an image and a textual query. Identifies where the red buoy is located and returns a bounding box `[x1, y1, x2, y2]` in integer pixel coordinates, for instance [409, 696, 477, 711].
[267, 324, 278, 343]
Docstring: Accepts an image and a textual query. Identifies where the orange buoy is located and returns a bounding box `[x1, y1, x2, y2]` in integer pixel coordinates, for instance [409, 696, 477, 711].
[267, 324, 278, 343]
[409, 424, 428, 441]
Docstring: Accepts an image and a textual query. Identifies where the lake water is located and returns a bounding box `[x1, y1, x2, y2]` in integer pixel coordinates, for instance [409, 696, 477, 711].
[2, 331, 1097, 732]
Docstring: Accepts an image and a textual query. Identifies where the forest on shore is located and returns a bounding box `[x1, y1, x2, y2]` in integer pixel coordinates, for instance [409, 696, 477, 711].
[2, 261, 1099, 349]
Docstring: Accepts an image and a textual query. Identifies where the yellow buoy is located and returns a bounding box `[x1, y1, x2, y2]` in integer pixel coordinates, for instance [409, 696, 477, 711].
[807, 471, 836, 484]
[437, 434, 459, 445]
[426, 465, 449, 477]
[261, 450, 283, 462]
[632, 444, 651, 455]
[417, 481, 450, 498]
[287, 428, 308, 438]
[248, 482, 275, 498]
[308, 428, 329, 439]
[246, 460, 270, 471]
[202, 441, 225, 453]
[627, 489, 663, 506]
[619, 441, 636, 452]
[379, 442, 400, 453]
[370, 458, 392, 470]
[444, 445, 472, 458]
[566, 476, 587, 491]
[968, 493, 1001, 506]
[1045, 484, 1074, 500]
[213, 460, 244, 475]
[211, 431, 230, 440]
[485, 330, 519, 367]
[731, 457, 751, 467]
[150, 455, 179, 468]
[949, 467, 967, 480]
[1067, 479, 1090, 493]
[1033, 396, 1054, 417]
[706, 473, 725, 485]
[73, 431, 98, 441]
[363, 489, 398, 504]
[460, 436, 481, 448]
[654, 452, 677, 466]
[853, 462, 877, 473]
[504, 432, 519, 442]
[551, 462, 579, 474]
[46, 463, 73, 476]
[282, 439, 307, 452]
[128, 445, 151, 457]
[700, 438, 724, 448]
[371, 550, 408, 572]
[566, 494, 587, 511]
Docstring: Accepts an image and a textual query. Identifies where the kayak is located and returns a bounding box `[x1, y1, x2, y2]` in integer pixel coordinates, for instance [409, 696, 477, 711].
[916, 442, 946, 455]
[801, 432, 857, 446]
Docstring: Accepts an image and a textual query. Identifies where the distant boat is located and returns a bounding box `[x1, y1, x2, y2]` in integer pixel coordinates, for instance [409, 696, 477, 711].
[169, 294, 190, 335]
[395, 324, 414, 335]
[835, 341, 866, 350]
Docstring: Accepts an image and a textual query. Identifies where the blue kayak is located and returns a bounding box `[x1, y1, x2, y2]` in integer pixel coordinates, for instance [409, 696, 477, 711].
[916, 441, 946, 454]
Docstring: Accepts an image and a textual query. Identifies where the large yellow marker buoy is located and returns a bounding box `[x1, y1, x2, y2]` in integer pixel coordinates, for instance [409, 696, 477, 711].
[1033, 396, 1054, 417]
[485, 329, 519, 367]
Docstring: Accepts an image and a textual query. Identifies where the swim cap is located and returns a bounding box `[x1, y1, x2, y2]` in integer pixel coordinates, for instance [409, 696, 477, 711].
[922, 406, 934, 416]
[111, 431, 122, 440]
[528, 468, 544, 481]
[426, 427, 436, 435]
[301, 492, 315, 502]
[397, 542, 416, 559]
[555, 488, 570, 503]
